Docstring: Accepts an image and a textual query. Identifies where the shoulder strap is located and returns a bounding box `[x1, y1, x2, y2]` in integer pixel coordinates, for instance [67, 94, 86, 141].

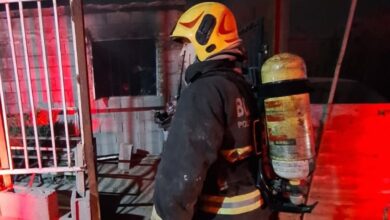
[199, 70, 259, 119]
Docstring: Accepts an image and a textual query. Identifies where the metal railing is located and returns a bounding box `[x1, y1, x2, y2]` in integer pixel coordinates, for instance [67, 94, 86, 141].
[0, 0, 83, 175]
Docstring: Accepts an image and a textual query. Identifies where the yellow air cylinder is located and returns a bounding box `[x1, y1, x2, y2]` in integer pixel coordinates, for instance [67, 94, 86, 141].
[261, 53, 315, 180]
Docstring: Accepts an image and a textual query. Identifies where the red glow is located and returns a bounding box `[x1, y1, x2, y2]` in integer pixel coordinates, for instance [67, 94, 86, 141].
[307, 104, 390, 219]
[5, 12, 76, 114]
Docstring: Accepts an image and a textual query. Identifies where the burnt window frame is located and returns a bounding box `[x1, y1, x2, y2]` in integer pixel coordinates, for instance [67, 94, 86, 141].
[90, 38, 158, 99]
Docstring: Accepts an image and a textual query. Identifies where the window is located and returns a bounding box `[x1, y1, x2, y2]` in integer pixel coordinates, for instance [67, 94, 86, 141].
[92, 39, 157, 99]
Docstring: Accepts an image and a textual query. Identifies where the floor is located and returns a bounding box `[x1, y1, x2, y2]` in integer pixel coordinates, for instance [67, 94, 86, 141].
[14, 153, 159, 220]
[97, 153, 159, 220]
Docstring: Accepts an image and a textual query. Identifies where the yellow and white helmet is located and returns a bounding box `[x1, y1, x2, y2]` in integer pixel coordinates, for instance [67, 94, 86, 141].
[171, 2, 240, 61]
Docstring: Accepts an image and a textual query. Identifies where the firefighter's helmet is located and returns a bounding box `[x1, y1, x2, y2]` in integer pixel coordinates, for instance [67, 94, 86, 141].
[171, 2, 240, 61]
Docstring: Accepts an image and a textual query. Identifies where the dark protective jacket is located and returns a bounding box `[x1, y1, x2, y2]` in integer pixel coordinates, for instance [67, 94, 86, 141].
[153, 59, 270, 220]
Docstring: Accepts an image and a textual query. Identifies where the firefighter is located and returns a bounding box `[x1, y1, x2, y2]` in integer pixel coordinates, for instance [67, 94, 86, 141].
[152, 2, 272, 220]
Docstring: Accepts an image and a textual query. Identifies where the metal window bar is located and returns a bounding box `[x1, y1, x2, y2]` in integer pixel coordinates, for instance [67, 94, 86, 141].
[18, 0, 42, 169]
[0, 167, 82, 175]
[70, 3, 84, 147]
[37, 0, 58, 167]
[5, 3, 29, 169]
[52, 0, 72, 167]
[0, 69, 13, 171]
[0, 0, 84, 175]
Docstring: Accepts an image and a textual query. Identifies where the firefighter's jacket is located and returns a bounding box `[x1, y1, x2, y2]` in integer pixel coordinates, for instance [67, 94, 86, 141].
[153, 59, 264, 220]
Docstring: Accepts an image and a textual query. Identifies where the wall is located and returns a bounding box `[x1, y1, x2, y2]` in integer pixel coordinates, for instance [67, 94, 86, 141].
[83, 2, 184, 155]
[287, 0, 390, 102]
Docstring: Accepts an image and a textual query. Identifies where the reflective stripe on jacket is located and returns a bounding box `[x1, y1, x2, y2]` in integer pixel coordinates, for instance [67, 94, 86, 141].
[220, 145, 254, 163]
[199, 189, 263, 215]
